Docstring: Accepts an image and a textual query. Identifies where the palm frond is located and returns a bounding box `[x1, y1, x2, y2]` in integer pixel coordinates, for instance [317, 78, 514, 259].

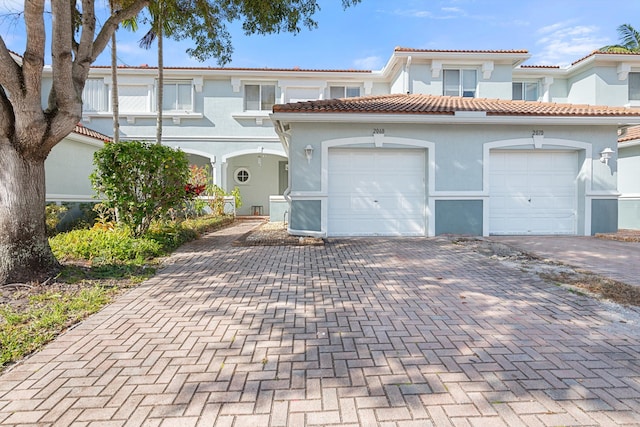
[139, 30, 156, 49]
[617, 24, 640, 51]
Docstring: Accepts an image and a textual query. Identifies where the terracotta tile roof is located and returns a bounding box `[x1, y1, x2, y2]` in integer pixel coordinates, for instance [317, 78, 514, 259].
[91, 65, 372, 73]
[394, 47, 528, 54]
[571, 50, 640, 66]
[519, 65, 561, 69]
[73, 124, 111, 142]
[619, 125, 640, 143]
[272, 94, 640, 118]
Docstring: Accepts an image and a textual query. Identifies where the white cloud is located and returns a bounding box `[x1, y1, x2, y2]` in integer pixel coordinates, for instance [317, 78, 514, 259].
[441, 7, 464, 14]
[353, 55, 383, 70]
[0, 0, 24, 13]
[534, 23, 609, 66]
[391, 6, 466, 20]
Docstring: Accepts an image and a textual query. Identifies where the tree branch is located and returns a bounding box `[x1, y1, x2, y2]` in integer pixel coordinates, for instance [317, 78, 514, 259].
[91, 0, 149, 63]
[0, 37, 23, 95]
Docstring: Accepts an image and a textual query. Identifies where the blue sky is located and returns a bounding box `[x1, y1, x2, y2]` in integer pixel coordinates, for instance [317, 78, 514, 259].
[1, 0, 640, 70]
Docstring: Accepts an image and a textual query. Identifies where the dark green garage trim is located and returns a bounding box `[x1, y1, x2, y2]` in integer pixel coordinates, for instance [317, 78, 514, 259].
[591, 199, 618, 235]
[435, 200, 483, 236]
[291, 200, 322, 232]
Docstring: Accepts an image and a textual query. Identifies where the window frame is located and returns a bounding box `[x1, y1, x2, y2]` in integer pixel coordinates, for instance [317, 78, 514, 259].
[161, 80, 194, 112]
[329, 85, 361, 99]
[442, 69, 478, 98]
[512, 81, 539, 101]
[234, 167, 251, 185]
[82, 78, 109, 112]
[244, 83, 276, 111]
[629, 72, 640, 102]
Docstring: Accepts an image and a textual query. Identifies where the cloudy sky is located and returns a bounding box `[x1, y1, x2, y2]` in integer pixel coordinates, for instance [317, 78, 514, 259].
[1, 0, 640, 70]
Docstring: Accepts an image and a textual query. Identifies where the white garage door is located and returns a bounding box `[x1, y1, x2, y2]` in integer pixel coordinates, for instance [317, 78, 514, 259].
[328, 148, 426, 236]
[490, 150, 578, 235]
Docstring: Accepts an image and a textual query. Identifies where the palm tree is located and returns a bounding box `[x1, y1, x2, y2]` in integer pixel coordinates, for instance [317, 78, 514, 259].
[109, 1, 138, 144]
[601, 24, 640, 53]
[139, 2, 174, 145]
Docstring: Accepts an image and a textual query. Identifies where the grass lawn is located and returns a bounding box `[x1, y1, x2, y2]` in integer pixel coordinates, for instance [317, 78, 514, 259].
[0, 215, 234, 372]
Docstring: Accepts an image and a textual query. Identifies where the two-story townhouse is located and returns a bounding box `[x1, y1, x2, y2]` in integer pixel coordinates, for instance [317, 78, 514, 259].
[67, 65, 386, 216]
[513, 51, 640, 231]
[271, 48, 640, 237]
[43, 46, 640, 233]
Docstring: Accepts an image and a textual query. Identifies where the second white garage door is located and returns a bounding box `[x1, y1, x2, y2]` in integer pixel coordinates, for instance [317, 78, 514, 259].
[328, 148, 426, 236]
[490, 150, 578, 235]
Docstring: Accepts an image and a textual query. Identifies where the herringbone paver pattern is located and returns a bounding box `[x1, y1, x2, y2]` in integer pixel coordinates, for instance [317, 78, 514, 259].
[490, 236, 640, 286]
[1, 221, 639, 426]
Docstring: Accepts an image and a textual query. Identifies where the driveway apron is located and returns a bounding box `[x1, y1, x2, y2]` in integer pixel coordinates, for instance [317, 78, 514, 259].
[488, 236, 640, 287]
[0, 222, 639, 426]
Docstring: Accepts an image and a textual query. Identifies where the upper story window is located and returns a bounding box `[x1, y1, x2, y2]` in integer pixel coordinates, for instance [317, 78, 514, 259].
[82, 78, 108, 112]
[443, 69, 477, 97]
[245, 84, 276, 111]
[329, 86, 360, 99]
[162, 80, 192, 111]
[629, 72, 640, 101]
[513, 82, 539, 101]
[119, 85, 150, 113]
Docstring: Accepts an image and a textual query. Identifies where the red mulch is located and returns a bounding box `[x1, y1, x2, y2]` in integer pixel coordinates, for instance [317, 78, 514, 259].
[596, 229, 640, 242]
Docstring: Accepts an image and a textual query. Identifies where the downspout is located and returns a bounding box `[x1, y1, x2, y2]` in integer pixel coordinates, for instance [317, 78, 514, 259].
[404, 55, 412, 94]
[273, 118, 292, 203]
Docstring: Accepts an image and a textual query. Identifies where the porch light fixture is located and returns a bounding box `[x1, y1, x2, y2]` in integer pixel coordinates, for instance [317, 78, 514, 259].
[257, 146, 264, 167]
[304, 145, 314, 164]
[599, 147, 614, 165]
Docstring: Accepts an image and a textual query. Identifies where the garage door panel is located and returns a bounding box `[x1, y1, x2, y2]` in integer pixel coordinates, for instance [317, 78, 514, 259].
[328, 148, 426, 236]
[490, 150, 577, 235]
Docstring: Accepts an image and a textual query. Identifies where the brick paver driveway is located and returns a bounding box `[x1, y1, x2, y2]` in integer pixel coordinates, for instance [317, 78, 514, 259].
[489, 236, 640, 287]
[1, 221, 639, 426]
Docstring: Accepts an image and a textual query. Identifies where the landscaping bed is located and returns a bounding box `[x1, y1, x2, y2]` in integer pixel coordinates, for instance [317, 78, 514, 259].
[234, 221, 324, 246]
[595, 229, 640, 242]
[0, 215, 234, 372]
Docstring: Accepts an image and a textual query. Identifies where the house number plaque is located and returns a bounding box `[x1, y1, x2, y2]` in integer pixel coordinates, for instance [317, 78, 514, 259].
[532, 130, 544, 136]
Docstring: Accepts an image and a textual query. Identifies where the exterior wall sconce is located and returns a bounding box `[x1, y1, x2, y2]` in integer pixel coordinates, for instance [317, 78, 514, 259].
[599, 147, 614, 165]
[257, 146, 264, 167]
[304, 145, 314, 164]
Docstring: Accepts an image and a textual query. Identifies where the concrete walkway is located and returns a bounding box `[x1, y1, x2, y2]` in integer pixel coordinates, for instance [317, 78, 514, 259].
[1, 222, 639, 426]
[488, 236, 640, 286]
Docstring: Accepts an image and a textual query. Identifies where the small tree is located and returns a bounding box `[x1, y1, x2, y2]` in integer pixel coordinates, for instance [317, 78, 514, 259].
[90, 140, 191, 236]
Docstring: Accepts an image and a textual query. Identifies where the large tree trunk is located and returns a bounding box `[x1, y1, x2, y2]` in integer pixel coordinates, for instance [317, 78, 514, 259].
[0, 143, 60, 284]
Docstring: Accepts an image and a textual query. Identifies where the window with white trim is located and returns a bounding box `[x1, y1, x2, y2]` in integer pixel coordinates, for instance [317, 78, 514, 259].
[244, 84, 276, 111]
[82, 78, 108, 112]
[512, 82, 539, 101]
[629, 72, 640, 101]
[329, 86, 360, 99]
[119, 85, 149, 112]
[162, 80, 193, 111]
[234, 167, 251, 184]
[443, 69, 477, 97]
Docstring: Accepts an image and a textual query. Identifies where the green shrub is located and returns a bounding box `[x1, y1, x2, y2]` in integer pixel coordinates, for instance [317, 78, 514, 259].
[49, 215, 234, 265]
[45, 204, 68, 236]
[50, 228, 163, 265]
[91, 140, 192, 236]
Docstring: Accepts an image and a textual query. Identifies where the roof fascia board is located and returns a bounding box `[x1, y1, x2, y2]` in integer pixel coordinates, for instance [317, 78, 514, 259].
[619, 140, 640, 147]
[270, 112, 640, 126]
[568, 53, 640, 76]
[88, 66, 378, 80]
[66, 132, 108, 148]
[393, 50, 530, 63]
